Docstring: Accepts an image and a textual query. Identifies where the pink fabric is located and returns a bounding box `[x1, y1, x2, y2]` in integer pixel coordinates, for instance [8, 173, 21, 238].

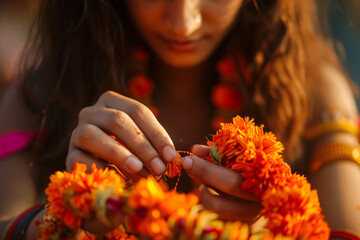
[0, 131, 36, 159]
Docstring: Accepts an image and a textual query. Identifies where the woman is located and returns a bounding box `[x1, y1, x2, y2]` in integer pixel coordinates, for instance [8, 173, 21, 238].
[0, 0, 359, 239]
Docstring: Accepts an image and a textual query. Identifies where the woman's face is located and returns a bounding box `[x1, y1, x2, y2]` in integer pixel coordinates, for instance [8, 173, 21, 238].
[126, 0, 243, 67]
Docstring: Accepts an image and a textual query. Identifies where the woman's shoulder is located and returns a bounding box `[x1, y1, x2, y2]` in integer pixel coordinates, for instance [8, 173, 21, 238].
[0, 84, 39, 134]
[307, 62, 358, 125]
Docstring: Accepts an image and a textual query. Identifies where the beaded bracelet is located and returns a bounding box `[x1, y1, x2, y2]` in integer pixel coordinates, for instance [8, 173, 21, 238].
[2, 204, 44, 240]
[309, 142, 360, 174]
[330, 230, 360, 240]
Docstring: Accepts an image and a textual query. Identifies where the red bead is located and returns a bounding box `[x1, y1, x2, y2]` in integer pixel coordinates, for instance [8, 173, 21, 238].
[216, 55, 237, 80]
[211, 84, 243, 110]
[129, 74, 154, 98]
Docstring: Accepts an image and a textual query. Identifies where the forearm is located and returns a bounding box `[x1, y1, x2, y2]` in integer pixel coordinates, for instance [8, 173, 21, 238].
[310, 160, 360, 234]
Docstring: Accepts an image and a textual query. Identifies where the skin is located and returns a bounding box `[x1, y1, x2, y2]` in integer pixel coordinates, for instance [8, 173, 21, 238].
[125, 0, 243, 67]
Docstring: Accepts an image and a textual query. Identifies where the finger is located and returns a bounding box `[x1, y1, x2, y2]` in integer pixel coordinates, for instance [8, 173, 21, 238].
[190, 144, 210, 157]
[66, 148, 108, 173]
[97, 91, 177, 162]
[66, 149, 147, 183]
[79, 106, 166, 175]
[181, 156, 259, 202]
[199, 185, 262, 221]
[70, 123, 145, 175]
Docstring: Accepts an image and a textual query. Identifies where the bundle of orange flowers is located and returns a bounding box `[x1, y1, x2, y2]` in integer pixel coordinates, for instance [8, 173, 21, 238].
[38, 116, 330, 239]
[205, 116, 329, 238]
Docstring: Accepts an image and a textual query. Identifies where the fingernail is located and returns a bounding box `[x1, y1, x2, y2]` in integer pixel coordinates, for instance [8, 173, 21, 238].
[124, 156, 143, 173]
[162, 146, 176, 162]
[181, 157, 193, 171]
[150, 157, 166, 175]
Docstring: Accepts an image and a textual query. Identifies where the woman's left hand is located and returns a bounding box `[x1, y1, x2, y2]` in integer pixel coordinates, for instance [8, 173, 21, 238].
[181, 144, 263, 222]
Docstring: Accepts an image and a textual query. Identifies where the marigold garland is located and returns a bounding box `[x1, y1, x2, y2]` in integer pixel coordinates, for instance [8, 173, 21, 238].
[38, 116, 330, 239]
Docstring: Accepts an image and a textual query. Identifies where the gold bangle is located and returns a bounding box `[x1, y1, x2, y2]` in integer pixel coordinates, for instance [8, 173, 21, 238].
[304, 121, 358, 139]
[309, 142, 360, 174]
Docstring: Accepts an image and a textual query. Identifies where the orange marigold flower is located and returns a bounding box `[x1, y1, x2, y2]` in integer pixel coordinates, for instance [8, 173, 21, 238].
[261, 174, 330, 239]
[127, 177, 198, 239]
[159, 190, 198, 220]
[45, 171, 82, 229]
[208, 116, 287, 197]
[128, 176, 166, 209]
[236, 151, 291, 197]
[208, 116, 284, 166]
[127, 177, 171, 239]
[105, 227, 138, 240]
[78, 231, 96, 240]
[165, 155, 182, 178]
[45, 163, 125, 230]
[78, 228, 138, 240]
[38, 213, 76, 240]
[218, 220, 250, 240]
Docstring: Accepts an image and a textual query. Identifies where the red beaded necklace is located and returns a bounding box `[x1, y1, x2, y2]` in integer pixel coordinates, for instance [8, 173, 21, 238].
[127, 46, 252, 131]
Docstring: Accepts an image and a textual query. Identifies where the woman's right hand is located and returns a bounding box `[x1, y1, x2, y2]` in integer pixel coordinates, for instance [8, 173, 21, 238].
[65, 91, 177, 179]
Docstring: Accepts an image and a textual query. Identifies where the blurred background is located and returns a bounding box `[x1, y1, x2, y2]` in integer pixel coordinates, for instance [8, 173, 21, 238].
[0, 0, 359, 100]
[327, 0, 360, 89]
[0, 0, 40, 96]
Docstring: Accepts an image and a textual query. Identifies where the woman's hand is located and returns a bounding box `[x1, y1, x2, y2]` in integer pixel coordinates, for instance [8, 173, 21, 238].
[66, 91, 177, 179]
[181, 144, 263, 222]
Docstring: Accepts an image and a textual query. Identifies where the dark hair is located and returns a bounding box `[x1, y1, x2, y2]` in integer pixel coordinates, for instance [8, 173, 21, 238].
[237, 0, 345, 163]
[20, 0, 131, 190]
[19, 0, 344, 190]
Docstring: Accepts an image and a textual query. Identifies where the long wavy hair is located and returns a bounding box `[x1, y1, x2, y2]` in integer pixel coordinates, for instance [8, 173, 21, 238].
[19, 0, 343, 191]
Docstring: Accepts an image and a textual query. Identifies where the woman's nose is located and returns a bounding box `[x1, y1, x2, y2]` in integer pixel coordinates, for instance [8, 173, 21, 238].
[164, 0, 202, 37]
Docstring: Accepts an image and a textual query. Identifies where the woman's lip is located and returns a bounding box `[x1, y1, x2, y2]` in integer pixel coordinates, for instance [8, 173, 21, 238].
[163, 38, 200, 52]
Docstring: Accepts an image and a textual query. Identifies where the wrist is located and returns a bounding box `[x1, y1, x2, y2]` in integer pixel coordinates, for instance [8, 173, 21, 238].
[2, 204, 45, 240]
